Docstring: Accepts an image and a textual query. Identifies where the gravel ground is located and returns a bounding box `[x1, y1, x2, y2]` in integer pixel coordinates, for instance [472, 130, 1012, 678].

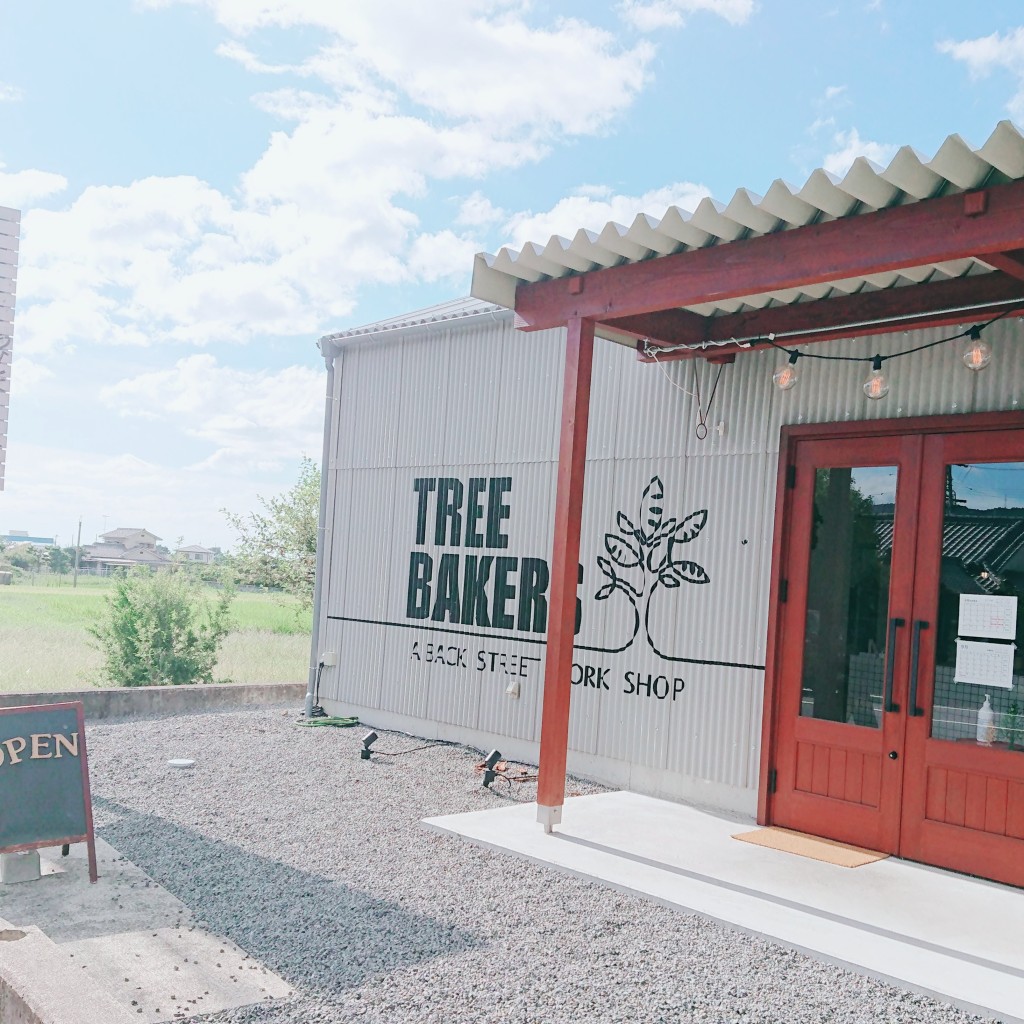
[85, 707, 991, 1024]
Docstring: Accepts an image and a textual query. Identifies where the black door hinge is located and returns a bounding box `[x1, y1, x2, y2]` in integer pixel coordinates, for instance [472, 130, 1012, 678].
[786, 464, 796, 489]
[779, 579, 788, 603]
[768, 768, 778, 794]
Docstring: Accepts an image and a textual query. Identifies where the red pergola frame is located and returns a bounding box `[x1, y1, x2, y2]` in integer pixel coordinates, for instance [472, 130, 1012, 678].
[524, 179, 1024, 832]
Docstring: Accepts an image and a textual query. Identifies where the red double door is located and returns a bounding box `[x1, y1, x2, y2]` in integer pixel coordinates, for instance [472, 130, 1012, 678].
[769, 415, 1024, 888]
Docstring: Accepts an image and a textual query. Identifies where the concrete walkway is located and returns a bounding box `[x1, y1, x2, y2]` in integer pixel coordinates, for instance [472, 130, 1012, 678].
[0, 839, 291, 1023]
[425, 791, 1024, 1024]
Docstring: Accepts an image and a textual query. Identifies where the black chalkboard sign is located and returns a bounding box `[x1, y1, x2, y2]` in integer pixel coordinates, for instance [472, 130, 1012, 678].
[0, 702, 97, 882]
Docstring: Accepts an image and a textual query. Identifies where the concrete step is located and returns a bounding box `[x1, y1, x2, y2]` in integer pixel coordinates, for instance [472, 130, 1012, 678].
[0, 920, 135, 1024]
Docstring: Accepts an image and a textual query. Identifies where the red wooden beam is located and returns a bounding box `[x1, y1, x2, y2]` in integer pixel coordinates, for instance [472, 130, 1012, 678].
[628, 272, 1024, 362]
[536, 316, 594, 833]
[513, 181, 1024, 330]
[983, 250, 1024, 282]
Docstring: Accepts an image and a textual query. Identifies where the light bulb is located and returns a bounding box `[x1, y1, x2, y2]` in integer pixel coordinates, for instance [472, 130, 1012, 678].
[772, 351, 799, 391]
[963, 328, 991, 371]
[863, 355, 889, 400]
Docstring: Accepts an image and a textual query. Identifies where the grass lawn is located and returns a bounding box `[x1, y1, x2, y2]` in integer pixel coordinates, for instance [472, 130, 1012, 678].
[0, 578, 312, 693]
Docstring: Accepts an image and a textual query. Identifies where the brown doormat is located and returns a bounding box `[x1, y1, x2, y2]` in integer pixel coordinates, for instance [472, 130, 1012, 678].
[732, 827, 889, 868]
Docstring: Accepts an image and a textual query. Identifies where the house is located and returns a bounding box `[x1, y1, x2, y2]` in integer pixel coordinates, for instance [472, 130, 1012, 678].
[82, 528, 170, 572]
[309, 122, 1024, 890]
[175, 544, 215, 564]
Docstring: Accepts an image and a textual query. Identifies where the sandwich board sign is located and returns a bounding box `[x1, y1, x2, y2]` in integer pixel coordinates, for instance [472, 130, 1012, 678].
[0, 701, 98, 882]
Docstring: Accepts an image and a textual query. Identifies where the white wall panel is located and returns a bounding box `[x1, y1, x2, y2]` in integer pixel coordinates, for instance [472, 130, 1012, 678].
[396, 331, 451, 468]
[334, 339, 404, 469]
[443, 319, 506, 465]
[320, 309, 1024, 810]
[494, 326, 563, 463]
[612, 349, 693, 460]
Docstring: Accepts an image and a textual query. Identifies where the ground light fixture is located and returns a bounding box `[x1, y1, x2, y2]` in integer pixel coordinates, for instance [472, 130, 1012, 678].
[482, 749, 502, 788]
[360, 731, 378, 760]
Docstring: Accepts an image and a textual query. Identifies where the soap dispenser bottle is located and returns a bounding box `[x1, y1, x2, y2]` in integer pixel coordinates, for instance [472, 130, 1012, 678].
[977, 694, 996, 746]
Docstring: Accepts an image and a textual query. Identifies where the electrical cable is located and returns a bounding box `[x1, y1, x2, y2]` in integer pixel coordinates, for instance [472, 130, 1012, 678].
[762, 308, 1014, 365]
[371, 741, 450, 758]
[308, 660, 328, 718]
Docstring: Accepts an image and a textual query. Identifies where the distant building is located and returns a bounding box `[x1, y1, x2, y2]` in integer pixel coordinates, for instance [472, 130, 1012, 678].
[0, 205, 19, 491]
[1, 530, 55, 546]
[82, 528, 171, 571]
[175, 544, 215, 565]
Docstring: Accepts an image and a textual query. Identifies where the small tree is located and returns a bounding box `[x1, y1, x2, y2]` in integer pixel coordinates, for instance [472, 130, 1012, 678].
[90, 567, 234, 687]
[223, 457, 320, 604]
[7, 543, 40, 571]
[44, 546, 73, 575]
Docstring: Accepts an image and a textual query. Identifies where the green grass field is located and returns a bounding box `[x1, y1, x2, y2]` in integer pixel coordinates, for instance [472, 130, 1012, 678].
[0, 579, 312, 693]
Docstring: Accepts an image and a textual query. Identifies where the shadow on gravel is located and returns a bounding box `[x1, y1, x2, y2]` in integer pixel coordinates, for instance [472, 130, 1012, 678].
[96, 798, 481, 996]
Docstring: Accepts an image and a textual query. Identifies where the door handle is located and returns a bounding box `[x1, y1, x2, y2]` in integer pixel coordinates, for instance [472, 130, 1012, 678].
[883, 617, 905, 713]
[908, 620, 929, 718]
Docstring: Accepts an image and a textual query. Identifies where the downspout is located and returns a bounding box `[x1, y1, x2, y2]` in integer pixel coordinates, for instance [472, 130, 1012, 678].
[305, 347, 336, 718]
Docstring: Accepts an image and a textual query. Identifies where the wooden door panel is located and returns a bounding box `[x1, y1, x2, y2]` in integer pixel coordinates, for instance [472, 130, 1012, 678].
[899, 424, 1024, 887]
[771, 435, 920, 852]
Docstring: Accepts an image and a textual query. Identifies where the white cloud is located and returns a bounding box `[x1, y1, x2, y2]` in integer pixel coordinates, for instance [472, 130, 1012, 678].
[619, 0, 755, 31]
[215, 39, 295, 75]
[456, 192, 505, 228]
[0, 83, 24, 103]
[100, 355, 324, 472]
[824, 84, 847, 101]
[939, 27, 1024, 119]
[822, 128, 897, 177]
[503, 182, 711, 249]
[8, 358, 54, 396]
[406, 230, 480, 284]
[0, 165, 68, 209]
[19, 0, 667, 356]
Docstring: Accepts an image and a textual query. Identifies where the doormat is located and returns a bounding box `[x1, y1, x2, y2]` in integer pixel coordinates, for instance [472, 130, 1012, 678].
[732, 827, 889, 868]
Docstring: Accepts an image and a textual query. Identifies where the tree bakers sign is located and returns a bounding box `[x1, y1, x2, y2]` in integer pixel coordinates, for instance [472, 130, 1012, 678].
[0, 702, 98, 882]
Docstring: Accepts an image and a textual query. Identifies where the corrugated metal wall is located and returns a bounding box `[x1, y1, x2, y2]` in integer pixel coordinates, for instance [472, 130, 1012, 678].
[317, 312, 1024, 812]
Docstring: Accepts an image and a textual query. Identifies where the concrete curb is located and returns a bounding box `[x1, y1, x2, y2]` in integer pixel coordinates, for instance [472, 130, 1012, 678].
[0, 682, 306, 720]
[0, 922, 136, 1024]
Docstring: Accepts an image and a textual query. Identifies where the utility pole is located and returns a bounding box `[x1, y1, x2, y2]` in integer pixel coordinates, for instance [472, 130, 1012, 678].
[72, 518, 82, 588]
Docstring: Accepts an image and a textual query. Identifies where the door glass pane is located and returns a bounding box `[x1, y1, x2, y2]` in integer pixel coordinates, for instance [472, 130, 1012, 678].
[801, 466, 898, 727]
[930, 463, 1024, 751]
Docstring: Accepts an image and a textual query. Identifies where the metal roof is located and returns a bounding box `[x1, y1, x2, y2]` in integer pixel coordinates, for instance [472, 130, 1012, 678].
[875, 509, 1024, 579]
[320, 297, 507, 352]
[471, 121, 1024, 340]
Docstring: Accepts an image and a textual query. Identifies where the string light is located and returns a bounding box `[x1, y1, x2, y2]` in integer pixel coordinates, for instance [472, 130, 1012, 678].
[962, 326, 992, 371]
[862, 355, 889, 400]
[766, 310, 1010, 398]
[771, 350, 800, 391]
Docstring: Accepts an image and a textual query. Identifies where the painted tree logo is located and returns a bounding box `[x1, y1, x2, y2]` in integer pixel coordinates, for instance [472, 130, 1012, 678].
[595, 476, 709, 653]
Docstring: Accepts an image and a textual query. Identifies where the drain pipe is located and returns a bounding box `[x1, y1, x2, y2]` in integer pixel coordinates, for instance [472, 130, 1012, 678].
[305, 348, 336, 719]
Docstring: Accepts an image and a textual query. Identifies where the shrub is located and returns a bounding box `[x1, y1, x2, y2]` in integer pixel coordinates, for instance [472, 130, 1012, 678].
[90, 567, 234, 687]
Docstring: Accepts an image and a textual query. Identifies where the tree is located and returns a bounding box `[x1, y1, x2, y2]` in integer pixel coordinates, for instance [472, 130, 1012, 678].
[43, 546, 73, 575]
[90, 566, 234, 687]
[223, 457, 320, 603]
[7, 543, 40, 571]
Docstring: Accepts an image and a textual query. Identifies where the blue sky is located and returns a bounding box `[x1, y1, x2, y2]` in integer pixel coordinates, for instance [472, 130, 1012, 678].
[2, 0, 1024, 548]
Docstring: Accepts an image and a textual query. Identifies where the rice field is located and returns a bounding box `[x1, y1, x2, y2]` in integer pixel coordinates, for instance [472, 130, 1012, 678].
[0, 578, 312, 693]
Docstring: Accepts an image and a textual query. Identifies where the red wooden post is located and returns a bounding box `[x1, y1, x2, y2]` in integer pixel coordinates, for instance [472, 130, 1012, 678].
[537, 316, 595, 832]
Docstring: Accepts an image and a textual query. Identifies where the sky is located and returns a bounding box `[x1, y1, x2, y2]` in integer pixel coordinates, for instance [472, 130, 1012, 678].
[2, 0, 1024, 550]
